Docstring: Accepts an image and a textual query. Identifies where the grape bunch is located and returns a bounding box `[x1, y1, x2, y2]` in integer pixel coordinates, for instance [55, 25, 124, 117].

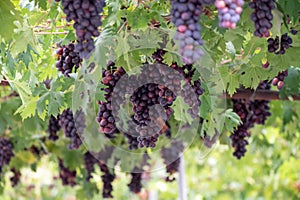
[58, 0, 106, 58]
[128, 167, 143, 193]
[0, 138, 14, 172]
[169, 0, 205, 64]
[58, 159, 77, 186]
[249, 0, 275, 37]
[161, 140, 185, 182]
[268, 33, 293, 54]
[83, 152, 98, 180]
[230, 81, 271, 159]
[55, 43, 82, 76]
[84, 151, 115, 198]
[48, 115, 61, 141]
[99, 162, 115, 198]
[97, 65, 126, 138]
[10, 168, 21, 187]
[59, 109, 83, 149]
[215, 0, 244, 29]
[272, 70, 288, 90]
[97, 50, 203, 149]
[128, 153, 150, 193]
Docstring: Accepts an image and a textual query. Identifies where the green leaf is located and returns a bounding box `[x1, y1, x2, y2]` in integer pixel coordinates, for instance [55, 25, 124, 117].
[127, 8, 150, 29]
[224, 109, 242, 132]
[219, 66, 240, 96]
[172, 96, 193, 125]
[15, 96, 39, 119]
[10, 20, 40, 56]
[0, 0, 21, 41]
[283, 102, 294, 125]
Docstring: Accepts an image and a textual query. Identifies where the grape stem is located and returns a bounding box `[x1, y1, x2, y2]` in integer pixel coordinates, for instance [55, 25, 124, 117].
[223, 89, 300, 101]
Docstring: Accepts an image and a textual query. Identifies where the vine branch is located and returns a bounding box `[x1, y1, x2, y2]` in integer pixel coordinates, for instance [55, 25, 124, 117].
[222, 89, 300, 101]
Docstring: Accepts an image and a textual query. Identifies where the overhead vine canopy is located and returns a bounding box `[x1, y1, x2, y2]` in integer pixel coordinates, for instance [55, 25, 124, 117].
[0, 0, 299, 199]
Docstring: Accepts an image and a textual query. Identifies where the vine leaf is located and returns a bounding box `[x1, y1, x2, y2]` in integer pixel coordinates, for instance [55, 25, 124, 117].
[0, 0, 21, 41]
[172, 96, 193, 125]
[224, 109, 242, 132]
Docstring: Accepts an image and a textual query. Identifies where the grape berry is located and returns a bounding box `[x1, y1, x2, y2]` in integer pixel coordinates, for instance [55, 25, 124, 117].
[272, 70, 288, 90]
[215, 0, 244, 29]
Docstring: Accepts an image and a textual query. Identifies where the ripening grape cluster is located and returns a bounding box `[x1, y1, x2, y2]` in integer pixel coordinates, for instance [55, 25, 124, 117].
[59, 109, 83, 149]
[96, 65, 126, 138]
[215, 0, 244, 29]
[48, 115, 61, 141]
[0, 138, 14, 172]
[128, 167, 143, 193]
[272, 70, 288, 90]
[97, 50, 203, 149]
[268, 33, 293, 54]
[58, 159, 77, 186]
[169, 0, 207, 64]
[10, 168, 21, 187]
[83, 151, 115, 198]
[230, 81, 271, 159]
[99, 162, 115, 198]
[249, 0, 275, 37]
[56, 0, 105, 58]
[128, 153, 150, 193]
[55, 43, 82, 77]
[83, 151, 98, 180]
[161, 140, 185, 181]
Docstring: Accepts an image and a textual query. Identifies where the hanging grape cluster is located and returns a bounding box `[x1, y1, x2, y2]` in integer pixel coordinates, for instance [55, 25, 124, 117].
[161, 140, 185, 182]
[169, 0, 208, 64]
[230, 81, 271, 159]
[268, 33, 293, 54]
[59, 109, 83, 149]
[57, 0, 106, 58]
[55, 43, 82, 77]
[83, 151, 115, 198]
[128, 168, 143, 193]
[0, 138, 14, 172]
[215, 0, 244, 29]
[96, 65, 126, 138]
[99, 162, 115, 198]
[48, 115, 61, 141]
[58, 159, 77, 186]
[97, 50, 203, 149]
[128, 153, 150, 193]
[249, 0, 275, 37]
[272, 70, 288, 90]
